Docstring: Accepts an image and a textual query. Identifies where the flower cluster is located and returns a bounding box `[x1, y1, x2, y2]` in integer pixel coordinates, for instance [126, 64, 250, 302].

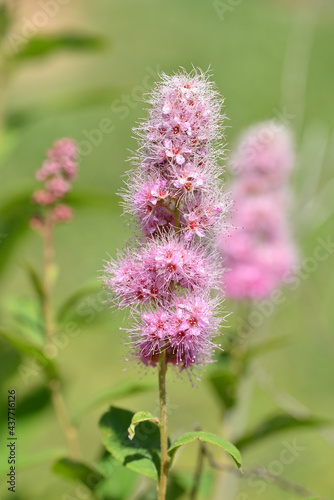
[31, 138, 78, 226]
[104, 69, 228, 372]
[218, 123, 296, 300]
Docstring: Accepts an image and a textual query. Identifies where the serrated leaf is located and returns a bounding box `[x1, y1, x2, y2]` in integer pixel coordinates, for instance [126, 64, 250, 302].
[72, 380, 155, 424]
[168, 431, 242, 470]
[13, 33, 105, 61]
[0, 328, 58, 380]
[128, 412, 159, 440]
[100, 406, 161, 480]
[235, 414, 326, 451]
[53, 458, 104, 490]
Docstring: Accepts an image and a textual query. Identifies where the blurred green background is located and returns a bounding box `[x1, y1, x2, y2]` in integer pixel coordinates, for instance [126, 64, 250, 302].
[1, 0, 334, 499]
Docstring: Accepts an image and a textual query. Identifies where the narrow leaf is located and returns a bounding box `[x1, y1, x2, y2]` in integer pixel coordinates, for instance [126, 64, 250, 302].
[168, 431, 242, 470]
[0, 191, 35, 277]
[72, 380, 155, 424]
[19, 259, 45, 304]
[128, 411, 159, 440]
[13, 33, 105, 61]
[56, 282, 102, 324]
[0, 328, 58, 380]
[235, 414, 326, 451]
[53, 458, 104, 490]
[100, 406, 161, 480]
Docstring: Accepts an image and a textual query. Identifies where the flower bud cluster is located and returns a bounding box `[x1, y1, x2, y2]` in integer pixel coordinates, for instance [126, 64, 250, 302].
[31, 138, 78, 226]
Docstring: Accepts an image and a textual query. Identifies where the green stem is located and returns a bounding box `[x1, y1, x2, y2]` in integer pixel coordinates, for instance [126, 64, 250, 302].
[41, 213, 81, 460]
[158, 350, 168, 500]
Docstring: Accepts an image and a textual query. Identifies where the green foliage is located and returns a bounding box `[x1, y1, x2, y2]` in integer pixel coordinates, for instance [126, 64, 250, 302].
[53, 458, 104, 490]
[0, 328, 59, 380]
[73, 380, 155, 424]
[7, 88, 122, 130]
[96, 452, 139, 500]
[136, 473, 188, 500]
[0, 191, 35, 277]
[128, 411, 159, 440]
[235, 413, 326, 451]
[14, 385, 51, 419]
[100, 406, 161, 480]
[13, 33, 105, 61]
[168, 431, 242, 470]
[20, 259, 45, 304]
[0, 338, 21, 388]
[6, 297, 44, 343]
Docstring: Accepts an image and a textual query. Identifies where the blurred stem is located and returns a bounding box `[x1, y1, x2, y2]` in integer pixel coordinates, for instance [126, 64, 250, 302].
[189, 436, 205, 500]
[49, 379, 81, 459]
[213, 302, 254, 500]
[41, 213, 81, 460]
[158, 350, 169, 500]
[42, 212, 55, 343]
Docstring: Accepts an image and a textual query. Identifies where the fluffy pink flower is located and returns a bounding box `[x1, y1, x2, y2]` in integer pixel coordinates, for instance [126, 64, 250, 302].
[104, 69, 228, 372]
[131, 294, 222, 370]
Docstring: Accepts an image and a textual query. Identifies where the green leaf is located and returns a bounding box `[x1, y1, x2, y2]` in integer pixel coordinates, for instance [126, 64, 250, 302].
[0, 449, 65, 475]
[53, 458, 104, 490]
[56, 282, 102, 325]
[168, 432, 242, 470]
[0, 338, 21, 388]
[6, 297, 44, 343]
[19, 259, 45, 304]
[96, 452, 138, 500]
[0, 191, 35, 277]
[72, 380, 155, 424]
[128, 412, 159, 440]
[13, 33, 105, 61]
[7, 87, 122, 130]
[15, 385, 51, 419]
[235, 413, 326, 451]
[100, 406, 161, 480]
[0, 328, 58, 380]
